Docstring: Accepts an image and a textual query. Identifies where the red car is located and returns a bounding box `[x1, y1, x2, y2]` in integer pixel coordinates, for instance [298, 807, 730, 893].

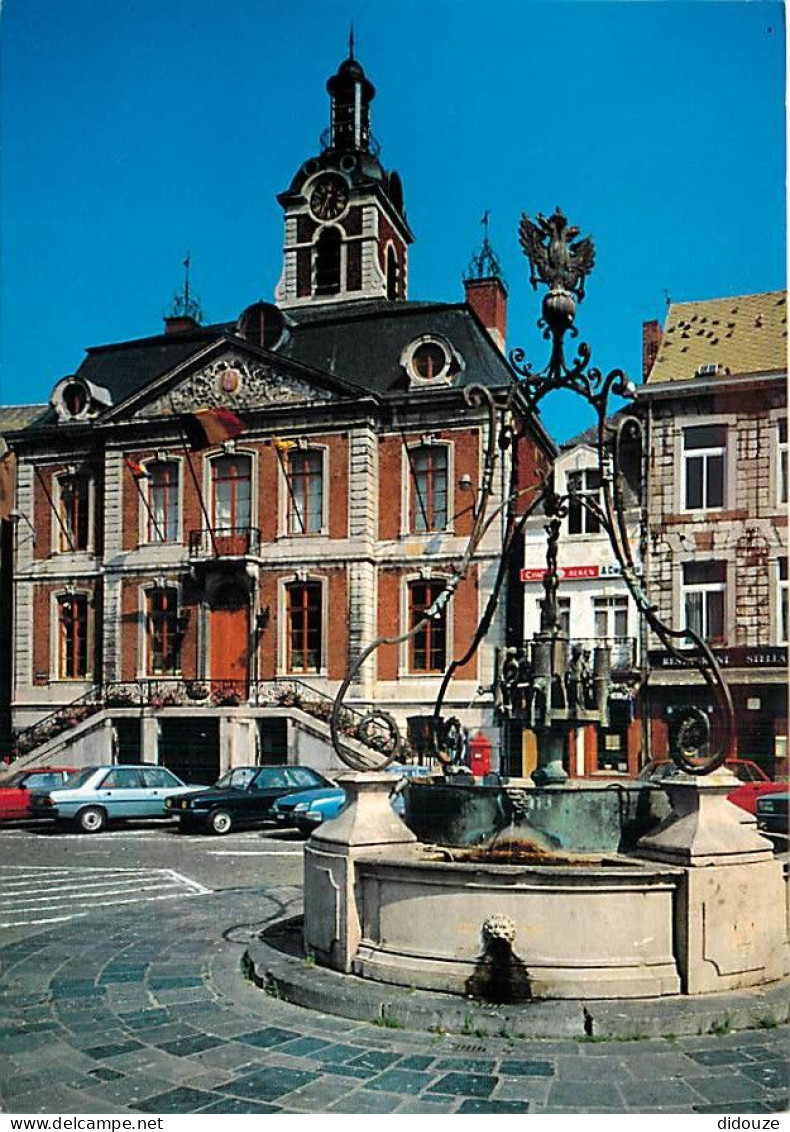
[640, 757, 780, 815]
[725, 760, 783, 816]
[0, 767, 77, 820]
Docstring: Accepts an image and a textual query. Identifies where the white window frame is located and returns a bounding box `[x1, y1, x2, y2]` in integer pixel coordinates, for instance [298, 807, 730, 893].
[204, 447, 257, 542]
[277, 574, 328, 677]
[777, 417, 788, 508]
[399, 571, 455, 678]
[681, 424, 727, 513]
[682, 565, 727, 644]
[139, 581, 183, 679]
[777, 556, 788, 645]
[566, 468, 602, 536]
[51, 588, 94, 682]
[400, 439, 454, 537]
[52, 468, 95, 555]
[138, 455, 184, 546]
[278, 444, 329, 538]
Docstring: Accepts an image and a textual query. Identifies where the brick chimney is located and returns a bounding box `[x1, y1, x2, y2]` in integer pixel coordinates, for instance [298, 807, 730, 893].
[465, 277, 508, 353]
[642, 319, 662, 380]
[164, 315, 200, 335]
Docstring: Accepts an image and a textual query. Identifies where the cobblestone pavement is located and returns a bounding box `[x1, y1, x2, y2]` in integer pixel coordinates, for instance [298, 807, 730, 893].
[1, 886, 788, 1115]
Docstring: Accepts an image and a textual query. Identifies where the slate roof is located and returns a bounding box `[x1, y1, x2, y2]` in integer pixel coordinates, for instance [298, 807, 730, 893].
[282, 299, 515, 393]
[75, 327, 229, 404]
[647, 291, 787, 384]
[0, 404, 49, 450]
[3, 294, 530, 445]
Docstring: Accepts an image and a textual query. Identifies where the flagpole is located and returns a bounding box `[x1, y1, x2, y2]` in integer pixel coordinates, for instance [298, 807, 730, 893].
[35, 466, 76, 552]
[400, 429, 431, 532]
[273, 442, 306, 534]
[125, 460, 166, 543]
[168, 401, 220, 557]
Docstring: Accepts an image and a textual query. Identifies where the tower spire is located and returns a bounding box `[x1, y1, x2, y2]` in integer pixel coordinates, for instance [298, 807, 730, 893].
[325, 40, 375, 152]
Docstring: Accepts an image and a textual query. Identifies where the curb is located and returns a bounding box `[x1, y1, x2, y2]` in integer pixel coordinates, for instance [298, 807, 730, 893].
[243, 917, 790, 1041]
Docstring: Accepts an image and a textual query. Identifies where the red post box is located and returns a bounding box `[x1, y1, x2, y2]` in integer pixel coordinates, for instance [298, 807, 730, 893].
[469, 730, 492, 777]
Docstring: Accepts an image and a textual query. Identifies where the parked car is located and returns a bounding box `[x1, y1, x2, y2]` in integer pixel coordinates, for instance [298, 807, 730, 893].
[638, 757, 780, 815]
[31, 764, 207, 832]
[0, 767, 77, 821]
[273, 763, 437, 837]
[756, 789, 789, 836]
[168, 764, 334, 834]
[273, 784, 344, 830]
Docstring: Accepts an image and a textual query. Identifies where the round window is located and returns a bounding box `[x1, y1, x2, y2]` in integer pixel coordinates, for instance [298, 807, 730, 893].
[62, 382, 87, 417]
[412, 342, 448, 381]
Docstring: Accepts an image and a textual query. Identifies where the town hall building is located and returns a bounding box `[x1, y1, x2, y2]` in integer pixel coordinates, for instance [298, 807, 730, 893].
[4, 48, 552, 780]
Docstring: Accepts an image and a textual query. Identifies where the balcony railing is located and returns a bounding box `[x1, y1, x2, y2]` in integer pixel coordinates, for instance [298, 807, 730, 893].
[563, 637, 638, 671]
[188, 526, 261, 558]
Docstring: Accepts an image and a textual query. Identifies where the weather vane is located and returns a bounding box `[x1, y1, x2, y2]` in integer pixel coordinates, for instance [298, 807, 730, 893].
[167, 250, 203, 324]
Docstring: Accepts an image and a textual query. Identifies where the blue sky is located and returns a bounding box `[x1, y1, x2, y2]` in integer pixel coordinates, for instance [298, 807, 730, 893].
[0, 0, 785, 442]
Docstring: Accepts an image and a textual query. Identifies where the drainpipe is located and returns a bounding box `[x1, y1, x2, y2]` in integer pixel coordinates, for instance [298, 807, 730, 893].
[640, 399, 652, 766]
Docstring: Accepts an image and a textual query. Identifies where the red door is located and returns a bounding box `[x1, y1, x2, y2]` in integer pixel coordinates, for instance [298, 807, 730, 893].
[210, 585, 250, 698]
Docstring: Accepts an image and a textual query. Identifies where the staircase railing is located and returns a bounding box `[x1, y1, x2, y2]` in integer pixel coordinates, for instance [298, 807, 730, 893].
[12, 686, 105, 758]
[12, 677, 372, 760]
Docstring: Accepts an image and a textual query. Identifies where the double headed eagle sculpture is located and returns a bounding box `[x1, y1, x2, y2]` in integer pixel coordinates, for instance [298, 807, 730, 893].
[518, 206, 596, 302]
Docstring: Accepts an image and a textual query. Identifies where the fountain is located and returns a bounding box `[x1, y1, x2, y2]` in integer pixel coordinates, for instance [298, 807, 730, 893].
[299, 208, 788, 1005]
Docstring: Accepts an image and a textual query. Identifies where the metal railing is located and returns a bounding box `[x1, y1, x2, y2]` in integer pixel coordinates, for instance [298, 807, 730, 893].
[12, 677, 370, 760]
[188, 527, 261, 558]
[12, 686, 105, 758]
[564, 637, 638, 671]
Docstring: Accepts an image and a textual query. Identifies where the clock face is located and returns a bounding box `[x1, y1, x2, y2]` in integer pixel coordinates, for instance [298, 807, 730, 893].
[310, 174, 349, 221]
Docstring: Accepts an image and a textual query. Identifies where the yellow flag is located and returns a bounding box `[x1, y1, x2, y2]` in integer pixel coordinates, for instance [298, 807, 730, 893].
[271, 436, 297, 452]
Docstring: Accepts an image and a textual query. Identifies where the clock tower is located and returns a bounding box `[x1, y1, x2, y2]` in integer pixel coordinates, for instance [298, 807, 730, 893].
[276, 44, 413, 309]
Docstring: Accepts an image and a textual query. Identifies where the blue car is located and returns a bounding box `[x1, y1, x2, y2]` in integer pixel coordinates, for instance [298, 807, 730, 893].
[32, 764, 208, 833]
[273, 764, 436, 837]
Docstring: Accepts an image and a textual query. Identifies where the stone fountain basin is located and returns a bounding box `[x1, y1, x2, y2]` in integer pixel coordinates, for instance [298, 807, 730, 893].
[348, 842, 683, 1000]
[403, 778, 671, 854]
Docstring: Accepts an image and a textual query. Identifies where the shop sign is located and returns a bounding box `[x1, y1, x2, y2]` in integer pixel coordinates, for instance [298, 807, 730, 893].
[520, 562, 643, 583]
[649, 646, 787, 670]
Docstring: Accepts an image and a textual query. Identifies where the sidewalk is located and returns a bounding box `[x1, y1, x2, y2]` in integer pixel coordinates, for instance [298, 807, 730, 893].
[1, 887, 787, 1115]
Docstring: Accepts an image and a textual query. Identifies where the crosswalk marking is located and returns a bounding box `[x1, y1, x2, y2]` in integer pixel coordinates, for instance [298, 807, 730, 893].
[0, 865, 211, 927]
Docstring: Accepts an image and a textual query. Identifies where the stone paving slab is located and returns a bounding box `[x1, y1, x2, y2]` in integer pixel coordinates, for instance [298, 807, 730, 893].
[0, 886, 787, 1115]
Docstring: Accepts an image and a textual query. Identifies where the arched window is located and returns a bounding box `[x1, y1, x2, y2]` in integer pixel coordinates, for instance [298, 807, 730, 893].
[386, 246, 399, 300]
[314, 228, 342, 296]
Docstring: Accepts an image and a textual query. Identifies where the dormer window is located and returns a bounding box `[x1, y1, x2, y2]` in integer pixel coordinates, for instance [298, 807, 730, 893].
[50, 375, 112, 422]
[63, 382, 87, 417]
[413, 343, 446, 380]
[401, 336, 461, 385]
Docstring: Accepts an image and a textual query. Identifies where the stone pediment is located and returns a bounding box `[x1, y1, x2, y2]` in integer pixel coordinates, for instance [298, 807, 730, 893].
[140, 351, 337, 418]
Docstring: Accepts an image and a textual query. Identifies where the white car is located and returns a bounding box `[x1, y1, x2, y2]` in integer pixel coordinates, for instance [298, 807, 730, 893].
[32, 764, 207, 833]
